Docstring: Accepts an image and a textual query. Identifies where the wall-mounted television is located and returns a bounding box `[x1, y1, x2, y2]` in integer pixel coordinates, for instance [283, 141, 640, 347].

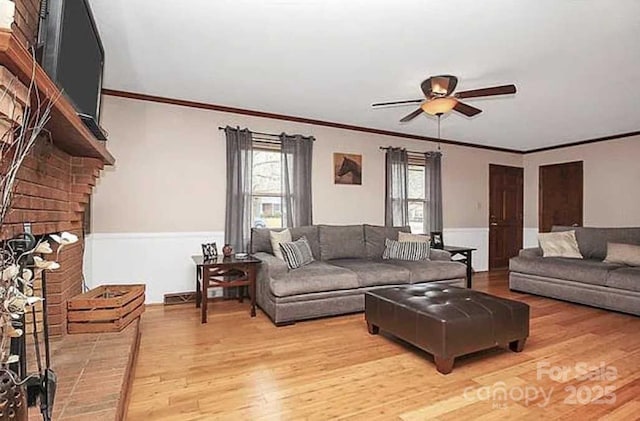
[38, 0, 107, 140]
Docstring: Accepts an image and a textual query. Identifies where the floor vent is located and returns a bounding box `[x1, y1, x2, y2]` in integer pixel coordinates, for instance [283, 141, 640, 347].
[164, 292, 196, 305]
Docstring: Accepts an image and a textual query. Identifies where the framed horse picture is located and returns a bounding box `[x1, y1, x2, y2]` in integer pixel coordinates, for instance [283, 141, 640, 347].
[334, 153, 362, 185]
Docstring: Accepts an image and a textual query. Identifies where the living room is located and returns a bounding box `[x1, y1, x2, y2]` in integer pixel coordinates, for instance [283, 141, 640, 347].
[0, 0, 638, 420]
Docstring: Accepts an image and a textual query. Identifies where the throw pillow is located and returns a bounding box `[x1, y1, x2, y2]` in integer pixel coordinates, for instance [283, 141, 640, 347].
[279, 236, 315, 269]
[398, 231, 431, 243]
[604, 243, 640, 266]
[270, 229, 292, 261]
[382, 238, 430, 261]
[538, 230, 583, 259]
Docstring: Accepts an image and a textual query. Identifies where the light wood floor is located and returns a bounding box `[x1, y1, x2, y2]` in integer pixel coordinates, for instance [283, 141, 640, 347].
[127, 271, 640, 420]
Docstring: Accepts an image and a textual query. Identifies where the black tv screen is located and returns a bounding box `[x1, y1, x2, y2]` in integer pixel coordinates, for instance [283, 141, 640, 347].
[40, 0, 105, 128]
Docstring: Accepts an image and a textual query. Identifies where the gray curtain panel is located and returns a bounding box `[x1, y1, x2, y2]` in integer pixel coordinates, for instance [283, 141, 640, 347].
[384, 147, 409, 226]
[280, 134, 314, 227]
[224, 126, 253, 252]
[425, 151, 443, 232]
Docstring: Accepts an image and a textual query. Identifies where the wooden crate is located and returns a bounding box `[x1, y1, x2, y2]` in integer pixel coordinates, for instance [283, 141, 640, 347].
[67, 284, 145, 334]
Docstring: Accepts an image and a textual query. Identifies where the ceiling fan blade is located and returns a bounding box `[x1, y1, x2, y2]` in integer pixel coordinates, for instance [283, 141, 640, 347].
[372, 99, 423, 107]
[455, 84, 516, 99]
[400, 108, 424, 122]
[453, 101, 482, 117]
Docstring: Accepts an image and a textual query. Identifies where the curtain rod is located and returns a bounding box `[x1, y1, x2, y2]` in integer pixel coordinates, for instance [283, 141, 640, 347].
[379, 146, 439, 155]
[218, 126, 315, 141]
[218, 126, 280, 137]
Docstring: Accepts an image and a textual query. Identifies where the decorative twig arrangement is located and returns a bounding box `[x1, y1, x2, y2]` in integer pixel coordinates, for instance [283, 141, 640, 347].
[0, 55, 66, 418]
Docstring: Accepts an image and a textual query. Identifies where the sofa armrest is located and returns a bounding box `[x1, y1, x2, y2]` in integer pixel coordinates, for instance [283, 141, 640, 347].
[254, 252, 288, 280]
[430, 249, 452, 261]
[519, 247, 542, 258]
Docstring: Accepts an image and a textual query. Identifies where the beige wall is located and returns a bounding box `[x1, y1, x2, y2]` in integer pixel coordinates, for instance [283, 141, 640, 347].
[92, 95, 523, 233]
[524, 136, 640, 228]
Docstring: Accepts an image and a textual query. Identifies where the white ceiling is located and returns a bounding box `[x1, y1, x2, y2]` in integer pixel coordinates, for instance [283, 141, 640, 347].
[88, 0, 640, 151]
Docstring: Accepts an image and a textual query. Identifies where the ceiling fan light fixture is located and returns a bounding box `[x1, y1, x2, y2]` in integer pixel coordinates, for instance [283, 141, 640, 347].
[421, 97, 458, 115]
[431, 76, 450, 95]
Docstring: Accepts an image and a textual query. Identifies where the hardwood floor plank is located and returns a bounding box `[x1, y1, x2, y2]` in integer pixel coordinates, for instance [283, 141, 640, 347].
[126, 271, 640, 420]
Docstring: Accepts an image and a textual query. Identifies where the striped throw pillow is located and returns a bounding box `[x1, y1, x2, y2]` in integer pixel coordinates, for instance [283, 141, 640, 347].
[382, 238, 430, 261]
[279, 236, 315, 269]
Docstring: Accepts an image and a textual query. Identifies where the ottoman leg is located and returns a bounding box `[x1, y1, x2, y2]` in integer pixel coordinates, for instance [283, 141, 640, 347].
[367, 322, 379, 335]
[434, 356, 455, 375]
[509, 338, 527, 352]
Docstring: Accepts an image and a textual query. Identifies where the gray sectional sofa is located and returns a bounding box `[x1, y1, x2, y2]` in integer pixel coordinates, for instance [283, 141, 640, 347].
[509, 226, 640, 316]
[251, 224, 467, 325]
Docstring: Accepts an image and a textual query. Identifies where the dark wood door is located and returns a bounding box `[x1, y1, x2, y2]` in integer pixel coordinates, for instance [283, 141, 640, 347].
[539, 161, 583, 233]
[489, 164, 523, 270]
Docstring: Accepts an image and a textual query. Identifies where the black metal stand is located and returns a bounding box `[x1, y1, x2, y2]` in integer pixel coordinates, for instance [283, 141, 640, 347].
[7, 233, 36, 379]
[4, 233, 55, 421]
[39, 270, 54, 421]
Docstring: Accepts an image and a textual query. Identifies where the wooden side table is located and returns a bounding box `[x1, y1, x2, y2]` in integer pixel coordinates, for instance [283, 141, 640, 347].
[192, 255, 261, 323]
[442, 246, 476, 288]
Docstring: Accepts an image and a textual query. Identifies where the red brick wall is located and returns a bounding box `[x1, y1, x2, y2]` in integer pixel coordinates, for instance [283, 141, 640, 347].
[1, 2, 104, 337]
[1, 141, 103, 336]
[11, 0, 41, 49]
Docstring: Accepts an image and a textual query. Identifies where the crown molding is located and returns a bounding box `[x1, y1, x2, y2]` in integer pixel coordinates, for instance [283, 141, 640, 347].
[101, 89, 521, 154]
[525, 131, 640, 154]
[102, 89, 640, 155]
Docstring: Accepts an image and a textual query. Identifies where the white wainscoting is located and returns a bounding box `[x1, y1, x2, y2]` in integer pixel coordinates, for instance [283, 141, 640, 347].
[84, 228, 494, 304]
[84, 231, 224, 303]
[524, 228, 539, 249]
[443, 228, 489, 272]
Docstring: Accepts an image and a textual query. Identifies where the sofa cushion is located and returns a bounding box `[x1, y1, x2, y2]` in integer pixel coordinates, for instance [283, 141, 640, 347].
[251, 226, 320, 259]
[319, 225, 366, 260]
[429, 249, 453, 262]
[279, 236, 314, 269]
[509, 256, 621, 286]
[398, 231, 430, 243]
[382, 238, 430, 261]
[270, 229, 291, 260]
[604, 243, 640, 266]
[606, 267, 640, 292]
[538, 230, 583, 259]
[552, 226, 640, 260]
[251, 228, 273, 254]
[384, 260, 466, 283]
[269, 261, 359, 297]
[330, 259, 411, 287]
[290, 226, 321, 260]
[363, 224, 411, 259]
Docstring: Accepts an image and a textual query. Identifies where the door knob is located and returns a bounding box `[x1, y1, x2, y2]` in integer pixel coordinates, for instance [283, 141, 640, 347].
[490, 222, 498, 226]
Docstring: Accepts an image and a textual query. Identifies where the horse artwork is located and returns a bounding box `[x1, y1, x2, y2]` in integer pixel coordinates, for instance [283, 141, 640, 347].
[334, 153, 362, 185]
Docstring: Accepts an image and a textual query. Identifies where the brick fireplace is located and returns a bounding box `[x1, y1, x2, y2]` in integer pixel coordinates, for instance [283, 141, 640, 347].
[0, 4, 113, 336]
[0, 6, 135, 420]
[2, 141, 105, 336]
[1, 138, 105, 337]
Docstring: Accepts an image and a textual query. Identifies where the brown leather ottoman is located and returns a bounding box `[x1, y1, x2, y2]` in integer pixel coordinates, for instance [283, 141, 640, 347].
[365, 285, 529, 374]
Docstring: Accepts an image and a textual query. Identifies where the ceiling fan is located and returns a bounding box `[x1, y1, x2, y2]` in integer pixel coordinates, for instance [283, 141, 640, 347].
[372, 75, 516, 122]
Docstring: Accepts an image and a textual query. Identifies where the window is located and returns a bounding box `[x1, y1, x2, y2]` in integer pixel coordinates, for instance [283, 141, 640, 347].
[407, 163, 428, 234]
[251, 148, 284, 228]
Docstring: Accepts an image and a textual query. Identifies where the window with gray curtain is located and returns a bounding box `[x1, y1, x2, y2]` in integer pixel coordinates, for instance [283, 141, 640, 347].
[224, 126, 253, 252]
[280, 134, 314, 227]
[226, 127, 314, 255]
[385, 147, 443, 234]
[425, 151, 443, 233]
[384, 147, 409, 227]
